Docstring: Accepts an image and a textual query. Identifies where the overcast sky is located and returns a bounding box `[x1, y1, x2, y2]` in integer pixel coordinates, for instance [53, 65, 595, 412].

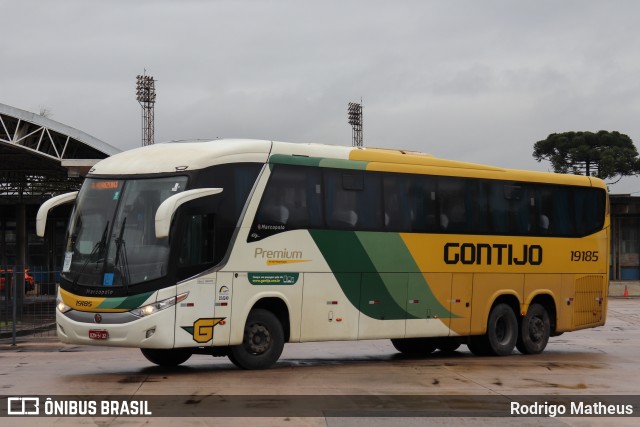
[3, 1, 640, 193]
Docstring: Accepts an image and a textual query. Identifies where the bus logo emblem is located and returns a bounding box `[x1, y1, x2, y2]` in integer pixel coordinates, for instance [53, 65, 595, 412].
[181, 318, 225, 343]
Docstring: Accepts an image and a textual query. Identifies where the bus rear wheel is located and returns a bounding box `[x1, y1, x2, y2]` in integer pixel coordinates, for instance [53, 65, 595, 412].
[516, 303, 550, 354]
[485, 303, 518, 356]
[140, 348, 192, 367]
[228, 309, 284, 370]
[391, 338, 437, 355]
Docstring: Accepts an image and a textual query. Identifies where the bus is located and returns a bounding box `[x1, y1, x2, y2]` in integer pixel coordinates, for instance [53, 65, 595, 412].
[36, 139, 609, 369]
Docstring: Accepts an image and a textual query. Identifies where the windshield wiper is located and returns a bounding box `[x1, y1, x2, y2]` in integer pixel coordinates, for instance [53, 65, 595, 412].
[114, 217, 131, 292]
[73, 221, 109, 289]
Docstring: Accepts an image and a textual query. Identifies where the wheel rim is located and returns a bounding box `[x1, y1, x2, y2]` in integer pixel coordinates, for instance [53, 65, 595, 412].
[529, 316, 544, 343]
[245, 322, 271, 355]
[495, 316, 507, 343]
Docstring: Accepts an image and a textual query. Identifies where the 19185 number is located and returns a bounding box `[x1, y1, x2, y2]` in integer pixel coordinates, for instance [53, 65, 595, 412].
[570, 250, 599, 262]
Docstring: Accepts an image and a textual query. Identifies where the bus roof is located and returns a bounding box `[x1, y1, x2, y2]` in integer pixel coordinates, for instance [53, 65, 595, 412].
[88, 139, 606, 190]
[89, 139, 273, 175]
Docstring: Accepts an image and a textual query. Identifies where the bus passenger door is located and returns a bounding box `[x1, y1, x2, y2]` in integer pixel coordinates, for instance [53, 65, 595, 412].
[301, 273, 359, 342]
[449, 273, 473, 337]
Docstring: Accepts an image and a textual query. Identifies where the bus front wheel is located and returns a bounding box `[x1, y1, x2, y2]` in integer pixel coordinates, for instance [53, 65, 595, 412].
[228, 309, 284, 370]
[140, 348, 192, 367]
[516, 303, 550, 354]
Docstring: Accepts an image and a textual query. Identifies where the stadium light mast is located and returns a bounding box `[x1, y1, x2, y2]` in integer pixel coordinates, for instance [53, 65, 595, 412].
[136, 72, 156, 146]
[347, 100, 363, 147]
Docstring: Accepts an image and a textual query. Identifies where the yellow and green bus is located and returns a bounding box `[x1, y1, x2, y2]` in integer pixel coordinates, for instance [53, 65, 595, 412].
[36, 139, 609, 369]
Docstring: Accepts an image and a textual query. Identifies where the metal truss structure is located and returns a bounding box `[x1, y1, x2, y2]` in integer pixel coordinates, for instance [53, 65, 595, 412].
[136, 74, 156, 146]
[0, 103, 119, 203]
[348, 101, 363, 147]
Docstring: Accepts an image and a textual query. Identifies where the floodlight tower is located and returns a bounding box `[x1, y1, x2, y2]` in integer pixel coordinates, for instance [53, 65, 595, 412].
[136, 73, 156, 146]
[348, 101, 363, 147]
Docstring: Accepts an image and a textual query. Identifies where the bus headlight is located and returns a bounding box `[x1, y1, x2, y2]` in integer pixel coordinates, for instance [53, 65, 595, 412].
[130, 292, 189, 318]
[57, 299, 72, 313]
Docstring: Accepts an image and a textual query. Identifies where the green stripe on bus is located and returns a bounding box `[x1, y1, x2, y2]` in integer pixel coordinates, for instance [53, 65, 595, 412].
[309, 230, 414, 320]
[355, 232, 454, 319]
[97, 291, 154, 310]
[309, 230, 454, 320]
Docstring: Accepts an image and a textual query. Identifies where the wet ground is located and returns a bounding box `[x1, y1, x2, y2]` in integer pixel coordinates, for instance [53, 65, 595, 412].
[1, 298, 639, 426]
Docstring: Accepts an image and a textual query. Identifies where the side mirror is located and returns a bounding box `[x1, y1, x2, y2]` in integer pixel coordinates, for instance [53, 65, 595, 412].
[155, 188, 223, 238]
[36, 191, 79, 237]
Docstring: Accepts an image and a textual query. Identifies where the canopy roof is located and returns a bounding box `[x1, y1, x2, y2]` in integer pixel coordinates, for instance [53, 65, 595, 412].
[0, 103, 120, 203]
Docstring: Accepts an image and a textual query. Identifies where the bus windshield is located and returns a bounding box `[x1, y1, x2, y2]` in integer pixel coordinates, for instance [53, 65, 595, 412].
[62, 176, 188, 287]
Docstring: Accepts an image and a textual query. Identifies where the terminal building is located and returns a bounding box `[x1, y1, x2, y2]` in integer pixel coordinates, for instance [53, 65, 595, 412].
[610, 195, 640, 280]
[0, 103, 119, 293]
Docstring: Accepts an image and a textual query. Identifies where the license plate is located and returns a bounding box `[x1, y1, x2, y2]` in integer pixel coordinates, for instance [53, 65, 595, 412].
[89, 329, 109, 340]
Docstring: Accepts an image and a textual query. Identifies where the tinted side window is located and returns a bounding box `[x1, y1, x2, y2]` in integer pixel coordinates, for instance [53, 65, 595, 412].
[488, 181, 508, 234]
[383, 174, 412, 231]
[408, 174, 439, 232]
[465, 180, 490, 234]
[250, 165, 606, 240]
[383, 173, 441, 232]
[438, 177, 467, 233]
[359, 173, 383, 229]
[324, 169, 382, 230]
[506, 184, 530, 234]
[573, 187, 606, 236]
[536, 186, 574, 236]
[250, 165, 323, 241]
